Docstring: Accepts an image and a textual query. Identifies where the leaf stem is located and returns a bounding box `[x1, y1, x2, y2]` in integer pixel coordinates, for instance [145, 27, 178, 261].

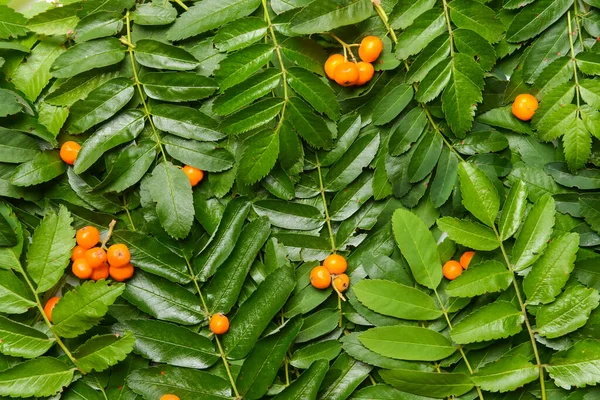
[315, 154, 336, 254]
[183, 256, 241, 399]
[100, 219, 117, 250]
[441, 0, 455, 56]
[493, 225, 546, 400]
[94, 374, 109, 400]
[573, 0, 585, 50]
[373, 2, 398, 44]
[568, 11, 581, 115]
[424, 106, 464, 161]
[325, 32, 358, 63]
[122, 196, 136, 232]
[171, 0, 188, 11]
[125, 11, 168, 164]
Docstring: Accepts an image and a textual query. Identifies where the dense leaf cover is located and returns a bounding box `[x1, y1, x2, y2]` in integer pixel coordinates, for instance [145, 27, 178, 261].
[1, 0, 600, 398]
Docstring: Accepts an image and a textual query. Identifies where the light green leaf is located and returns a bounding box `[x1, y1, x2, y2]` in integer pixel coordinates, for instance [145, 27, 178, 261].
[446, 260, 512, 298]
[133, 0, 177, 26]
[10, 151, 65, 187]
[45, 69, 119, 107]
[289, 0, 372, 34]
[458, 161, 500, 227]
[0, 269, 35, 314]
[141, 72, 218, 102]
[416, 58, 451, 103]
[437, 217, 499, 251]
[472, 354, 539, 393]
[51, 37, 125, 78]
[280, 37, 327, 76]
[73, 332, 135, 373]
[74, 11, 123, 42]
[451, 301, 524, 344]
[26, 4, 78, 36]
[453, 29, 497, 72]
[0, 130, 39, 164]
[134, 39, 198, 71]
[390, 0, 436, 29]
[380, 369, 473, 398]
[546, 339, 600, 390]
[237, 130, 279, 184]
[577, 51, 600, 75]
[0, 358, 74, 398]
[563, 117, 591, 171]
[0, 5, 28, 39]
[0, 315, 54, 358]
[449, 0, 504, 43]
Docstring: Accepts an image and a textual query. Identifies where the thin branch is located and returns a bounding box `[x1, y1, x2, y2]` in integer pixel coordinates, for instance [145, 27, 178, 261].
[568, 11, 582, 115]
[441, 0, 455, 56]
[373, 2, 398, 44]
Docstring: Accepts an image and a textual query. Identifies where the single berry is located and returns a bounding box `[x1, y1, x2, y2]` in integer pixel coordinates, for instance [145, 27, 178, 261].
[71, 245, 86, 261]
[44, 297, 60, 322]
[333, 274, 350, 292]
[323, 254, 347, 274]
[210, 313, 229, 335]
[85, 247, 108, 269]
[310, 266, 331, 289]
[356, 62, 374, 86]
[333, 62, 359, 86]
[110, 263, 134, 282]
[160, 395, 180, 400]
[443, 260, 463, 280]
[76, 226, 100, 249]
[72, 259, 93, 279]
[183, 165, 204, 186]
[460, 251, 475, 269]
[512, 94, 538, 121]
[359, 36, 383, 62]
[60, 141, 81, 165]
[325, 54, 345, 80]
[91, 263, 109, 281]
[107, 244, 131, 268]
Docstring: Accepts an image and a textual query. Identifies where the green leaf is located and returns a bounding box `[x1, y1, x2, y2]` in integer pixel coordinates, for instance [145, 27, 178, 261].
[295, 308, 339, 343]
[204, 217, 270, 314]
[0, 130, 39, 164]
[163, 135, 234, 172]
[141, 72, 218, 102]
[408, 129, 443, 183]
[390, 0, 436, 29]
[51, 37, 125, 78]
[512, 193, 555, 273]
[396, 9, 446, 60]
[220, 97, 284, 135]
[0, 269, 35, 314]
[151, 103, 225, 141]
[290, 340, 341, 369]
[111, 230, 190, 284]
[53, 280, 125, 338]
[67, 77, 135, 134]
[415, 58, 451, 103]
[285, 96, 333, 149]
[454, 130, 508, 155]
[193, 197, 251, 281]
[74, 11, 123, 42]
[134, 39, 198, 71]
[237, 130, 280, 184]
[289, 0, 372, 34]
[10, 151, 65, 187]
[341, 332, 413, 369]
[0, 89, 22, 117]
[166, 0, 261, 41]
[451, 301, 524, 344]
[287, 67, 340, 120]
[446, 260, 512, 298]
[546, 339, 600, 390]
[532, 82, 575, 141]
[499, 180, 528, 241]
[449, 0, 504, 43]
[523, 17, 571, 83]
[133, 0, 177, 25]
[472, 354, 539, 393]
[214, 43, 274, 91]
[545, 162, 600, 189]
[45, 69, 119, 107]
[0, 358, 74, 398]
[253, 200, 322, 230]
[389, 108, 427, 156]
[113, 319, 218, 369]
[284, 284, 331, 318]
[523, 233, 579, 305]
[458, 161, 499, 227]
[72, 332, 135, 373]
[380, 369, 473, 398]
[406, 35, 450, 83]
[563, 117, 591, 171]
[353, 279, 442, 320]
[536, 283, 599, 338]
[324, 132, 379, 191]
[146, 161, 194, 239]
[392, 208, 442, 289]
[431, 147, 458, 207]
[26, 4, 79, 36]
[0, 315, 54, 358]
[279, 122, 305, 176]
[576, 51, 600, 75]
[0, 5, 28, 39]
[476, 106, 534, 135]
[280, 37, 327, 76]
[237, 317, 303, 399]
[319, 352, 373, 399]
[222, 264, 295, 359]
[122, 270, 205, 325]
[127, 365, 231, 399]
[74, 110, 145, 173]
[360, 326, 455, 361]
[442, 53, 485, 136]
[372, 83, 414, 126]
[329, 172, 373, 221]
[26, 205, 74, 293]
[0, 201, 24, 269]
[214, 17, 268, 52]
[506, 0, 574, 42]
[532, 57, 573, 100]
[581, 197, 600, 234]
[453, 29, 497, 72]
[213, 69, 281, 116]
[437, 217, 499, 251]
[272, 359, 329, 400]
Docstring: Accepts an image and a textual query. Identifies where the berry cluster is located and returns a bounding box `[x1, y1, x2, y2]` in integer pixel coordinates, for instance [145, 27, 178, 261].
[325, 36, 383, 87]
[442, 251, 475, 280]
[310, 254, 350, 296]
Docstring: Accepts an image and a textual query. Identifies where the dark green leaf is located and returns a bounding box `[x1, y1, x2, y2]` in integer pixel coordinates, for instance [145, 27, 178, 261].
[214, 17, 268, 52]
[324, 132, 379, 191]
[10, 151, 65, 187]
[213, 69, 281, 116]
[133, 0, 177, 26]
[506, 0, 573, 42]
[163, 135, 235, 172]
[220, 97, 284, 135]
[458, 161, 499, 227]
[451, 301, 524, 344]
[289, 0, 372, 34]
[141, 72, 218, 102]
[446, 260, 512, 298]
[272, 359, 328, 400]
[0, 358, 74, 398]
[72, 332, 135, 373]
[499, 180, 528, 240]
[437, 217, 499, 251]
[135, 39, 198, 71]
[285, 96, 333, 149]
[237, 130, 280, 184]
[472, 354, 539, 393]
[151, 103, 225, 141]
[449, 0, 504, 43]
[287, 66, 340, 120]
[380, 369, 473, 398]
[51, 37, 125, 78]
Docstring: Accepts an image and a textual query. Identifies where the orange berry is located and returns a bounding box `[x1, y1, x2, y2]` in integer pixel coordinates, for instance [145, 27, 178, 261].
[44, 297, 60, 322]
[443, 260, 463, 280]
[72, 259, 93, 279]
[333, 274, 350, 293]
[323, 254, 347, 274]
[110, 263, 134, 282]
[356, 62, 374, 85]
[209, 313, 229, 335]
[85, 247, 107, 269]
[183, 165, 204, 186]
[512, 94, 538, 121]
[91, 263, 109, 281]
[333, 62, 359, 86]
[460, 251, 475, 269]
[359, 36, 383, 62]
[60, 141, 80, 165]
[107, 244, 131, 268]
[71, 245, 86, 261]
[160, 396, 180, 400]
[310, 266, 331, 289]
[325, 54, 345, 80]
[76, 226, 100, 249]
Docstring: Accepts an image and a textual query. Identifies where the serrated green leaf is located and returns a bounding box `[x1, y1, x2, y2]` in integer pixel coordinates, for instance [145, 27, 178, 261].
[390, 0, 436, 29]
[406, 35, 450, 83]
[0, 358, 74, 398]
[472, 354, 539, 393]
[10, 151, 65, 187]
[51, 38, 125, 78]
[213, 69, 281, 116]
[408, 129, 442, 183]
[214, 17, 267, 52]
[0, 5, 28, 39]
[372, 83, 414, 126]
[220, 97, 284, 135]
[151, 103, 225, 141]
[449, 0, 504, 43]
[476, 106, 534, 135]
[499, 180, 528, 241]
[437, 217, 499, 250]
[290, 340, 341, 369]
[523, 17, 571, 83]
[163, 135, 234, 172]
[215, 43, 274, 91]
[280, 37, 327, 76]
[73, 332, 134, 373]
[237, 130, 279, 184]
[454, 29, 497, 72]
[26, 4, 79, 36]
[272, 359, 328, 399]
[0, 269, 35, 314]
[0, 315, 54, 358]
[74, 11, 122, 42]
[380, 369, 473, 398]
[324, 131, 379, 191]
[506, 0, 573, 42]
[546, 339, 600, 390]
[532, 57, 573, 100]
[141, 72, 218, 102]
[134, 39, 198, 71]
[389, 107, 427, 156]
[546, 162, 600, 189]
[132, 0, 177, 26]
[341, 332, 415, 370]
[285, 96, 333, 149]
[577, 51, 600, 75]
[295, 308, 338, 343]
[396, 9, 446, 61]
[289, 0, 372, 34]
[446, 260, 512, 298]
[253, 200, 322, 230]
[451, 301, 524, 344]
[45, 69, 119, 107]
[431, 147, 458, 207]
[329, 172, 373, 221]
[416, 58, 451, 103]
[532, 82, 575, 140]
[458, 161, 500, 227]
[287, 67, 340, 120]
[0, 130, 39, 164]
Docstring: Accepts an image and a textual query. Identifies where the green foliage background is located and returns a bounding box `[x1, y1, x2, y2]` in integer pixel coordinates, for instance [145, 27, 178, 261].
[1, 0, 600, 398]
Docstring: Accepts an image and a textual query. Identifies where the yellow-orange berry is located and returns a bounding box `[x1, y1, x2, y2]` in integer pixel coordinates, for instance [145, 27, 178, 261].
[76, 226, 100, 249]
[358, 36, 383, 62]
[60, 141, 80, 165]
[85, 247, 107, 269]
[333, 62, 359, 86]
[183, 165, 204, 186]
[210, 313, 229, 335]
[107, 244, 131, 268]
[323, 254, 347, 274]
[512, 94, 538, 121]
[333, 274, 350, 292]
[72, 259, 93, 279]
[325, 54, 345, 80]
[44, 297, 60, 322]
[91, 263, 109, 281]
[109, 263, 134, 281]
[460, 251, 475, 269]
[443, 260, 463, 280]
[310, 266, 331, 289]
